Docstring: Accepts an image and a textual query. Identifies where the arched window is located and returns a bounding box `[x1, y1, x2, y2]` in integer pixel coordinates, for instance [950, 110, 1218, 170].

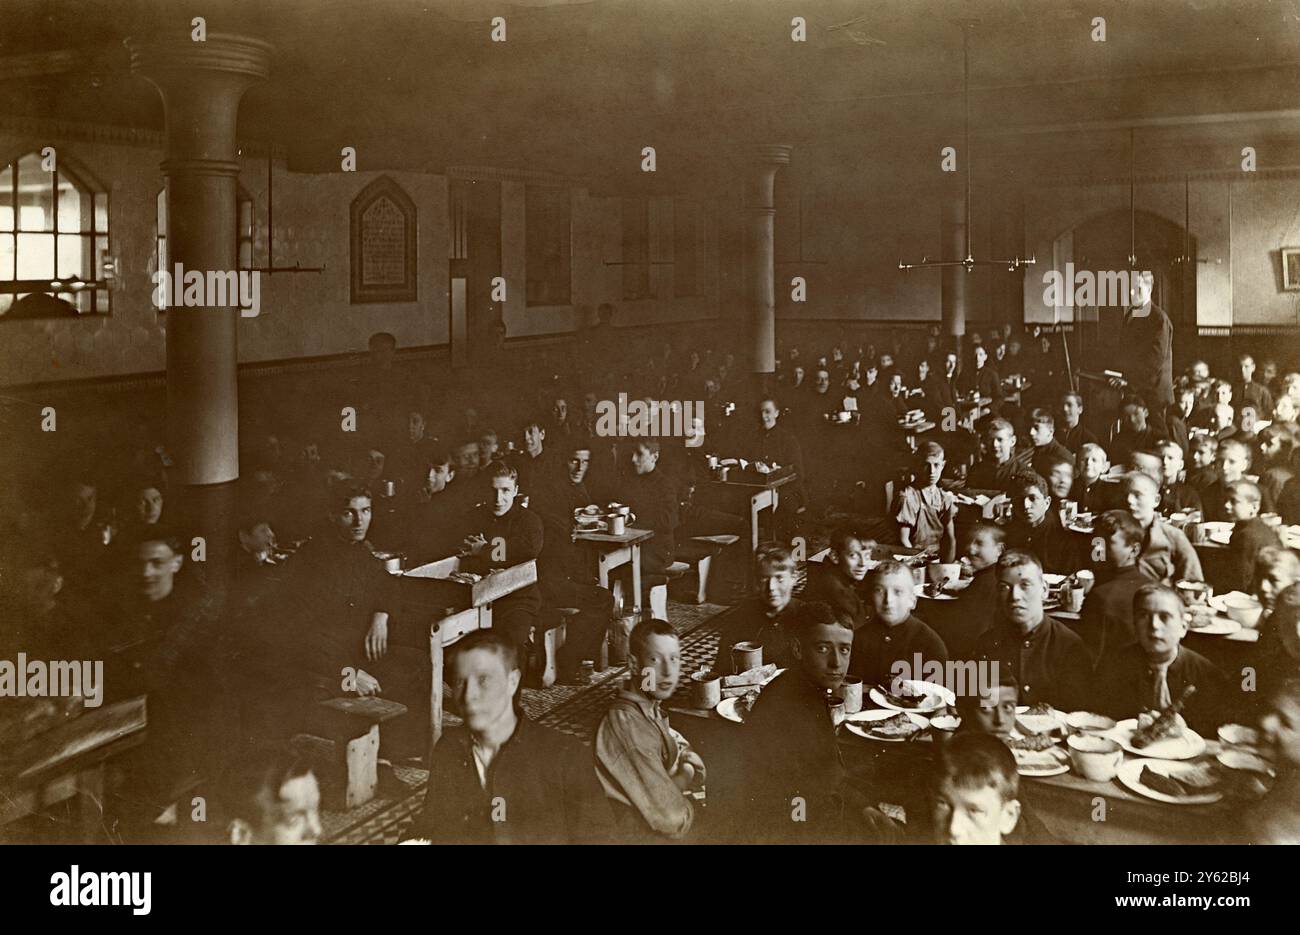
[0, 151, 109, 319]
[154, 185, 255, 310]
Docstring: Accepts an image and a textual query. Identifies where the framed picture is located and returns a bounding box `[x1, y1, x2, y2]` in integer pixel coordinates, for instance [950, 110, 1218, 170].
[350, 176, 418, 304]
[1283, 247, 1300, 291]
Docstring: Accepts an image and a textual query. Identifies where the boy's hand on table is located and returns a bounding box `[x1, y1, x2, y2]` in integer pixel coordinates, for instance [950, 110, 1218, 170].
[354, 669, 382, 697]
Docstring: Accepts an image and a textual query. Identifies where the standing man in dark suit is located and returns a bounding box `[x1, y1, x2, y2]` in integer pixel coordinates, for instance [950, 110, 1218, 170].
[1116, 270, 1173, 437]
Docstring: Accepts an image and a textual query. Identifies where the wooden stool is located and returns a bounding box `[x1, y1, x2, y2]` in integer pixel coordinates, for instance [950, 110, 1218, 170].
[295, 697, 408, 811]
[535, 607, 577, 688]
[670, 534, 740, 604]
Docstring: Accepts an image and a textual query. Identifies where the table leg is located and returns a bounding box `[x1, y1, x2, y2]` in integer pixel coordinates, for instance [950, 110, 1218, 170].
[429, 623, 444, 756]
[631, 543, 643, 613]
[597, 551, 612, 589]
[76, 764, 105, 844]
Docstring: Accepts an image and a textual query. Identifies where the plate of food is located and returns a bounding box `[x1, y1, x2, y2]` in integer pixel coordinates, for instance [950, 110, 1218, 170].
[716, 690, 760, 724]
[1015, 703, 1069, 736]
[869, 679, 956, 714]
[1184, 610, 1241, 637]
[1118, 758, 1223, 805]
[1007, 740, 1070, 777]
[1111, 715, 1206, 760]
[844, 709, 929, 742]
[916, 579, 971, 601]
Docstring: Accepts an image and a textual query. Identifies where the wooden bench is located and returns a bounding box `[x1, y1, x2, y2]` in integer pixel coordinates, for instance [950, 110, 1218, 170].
[293, 696, 408, 811]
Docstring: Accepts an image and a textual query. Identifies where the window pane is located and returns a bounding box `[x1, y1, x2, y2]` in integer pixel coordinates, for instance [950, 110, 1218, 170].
[16, 232, 54, 278]
[95, 235, 108, 280]
[17, 153, 52, 231]
[0, 294, 12, 315]
[57, 234, 86, 279]
[0, 233, 13, 279]
[0, 162, 12, 231]
[95, 193, 108, 233]
[56, 175, 85, 233]
[95, 288, 108, 313]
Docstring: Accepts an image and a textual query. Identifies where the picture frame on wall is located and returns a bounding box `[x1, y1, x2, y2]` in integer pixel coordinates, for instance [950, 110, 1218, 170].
[1283, 247, 1300, 291]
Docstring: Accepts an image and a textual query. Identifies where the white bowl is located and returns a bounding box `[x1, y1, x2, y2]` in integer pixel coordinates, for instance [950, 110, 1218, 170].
[1066, 711, 1116, 734]
[1223, 595, 1263, 629]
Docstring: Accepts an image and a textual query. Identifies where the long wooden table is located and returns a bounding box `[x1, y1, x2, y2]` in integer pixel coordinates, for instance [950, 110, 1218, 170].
[0, 696, 148, 843]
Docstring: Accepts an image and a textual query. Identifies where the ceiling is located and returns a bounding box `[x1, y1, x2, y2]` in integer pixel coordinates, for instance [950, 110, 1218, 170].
[4, 0, 1300, 191]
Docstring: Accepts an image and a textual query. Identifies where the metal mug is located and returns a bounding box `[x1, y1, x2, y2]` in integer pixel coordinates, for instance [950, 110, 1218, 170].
[691, 671, 721, 709]
[731, 641, 763, 674]
[842, 677, 864, 715]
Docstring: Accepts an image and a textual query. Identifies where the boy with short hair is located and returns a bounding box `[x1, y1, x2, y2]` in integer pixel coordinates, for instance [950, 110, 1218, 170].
[893, 441, 956, 560]
[804, 524, 873, 625]
[1202, 437, 1272, 522]
[594, 619, 703, 841]
[1071, 442, 1114, 513]
[1223, 480, 1283, 594]
[741, 602, 859, 842]
[938, 524, 1006, 658]
[1027, 408, 1073, 480]
[1110, 395, 1159, 470]
[223, 746, 322, 845]
[1041, 453, 1075, 503]
[929, 732, 1023, 845]
[1156, 439, 1203, 517]
[1058, 391, 1098, 456]
[849, 560, 948, 688]
[1005, 471, 1079, 575]
[1187, 436, 1219, 494]
[1083, 510, 1154, 661]
[1096, 583, 1230, 734]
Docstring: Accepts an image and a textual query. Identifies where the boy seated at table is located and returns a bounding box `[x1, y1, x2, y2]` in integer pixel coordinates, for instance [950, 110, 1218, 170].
[1221, 480, 1284, 595]
[1027, 408, 1074, 480]
[936, 524, 1006, 658]
[849, 560, 948, 690]
[1186, 435, 1219, 494]
[1123, 471, 1203, 585]
[972, 550, 1093, 712]
[954, 672, 1019, 739]
[741, 602, 888, 843]
[594, 619, 703, 842]
[966, 419, 1030, 493]
[1040, 452, 1075, 504]
[1201, 438, 1272, 522]
[222, 746, 322, 845]
[803, 524, 873, 626]
[892, 441, 956, 561]
[1071, 442, 1115, 513]
[1004, 471, 1080, 575]
[1096, 583, 1230, 735]
[710, 543, 804, 674]
[1156, 439, 1203, 517]
[1082, 510, 1153, 662]
[929, 732, 1024, 845]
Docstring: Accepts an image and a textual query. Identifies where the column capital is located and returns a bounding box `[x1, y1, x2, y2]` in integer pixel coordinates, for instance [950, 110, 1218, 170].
[126, 32, 273, 84]
[748, 143, 794, 168]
